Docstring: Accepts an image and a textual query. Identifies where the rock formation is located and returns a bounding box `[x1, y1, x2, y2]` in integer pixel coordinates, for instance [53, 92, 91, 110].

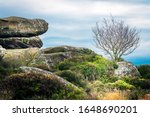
[36, 45, 96, 67]
[0, 36, 42, 48]
[20, 66, 79, 89]
[114, 61, 141, 78]
[0, 16, 48, 49]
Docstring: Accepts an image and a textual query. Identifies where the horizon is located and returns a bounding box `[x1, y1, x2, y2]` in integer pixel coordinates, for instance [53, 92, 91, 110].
[0, 0, 150, 65]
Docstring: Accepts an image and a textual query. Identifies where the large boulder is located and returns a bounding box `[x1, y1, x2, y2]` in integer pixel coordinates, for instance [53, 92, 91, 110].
[114, 61, 141, 78]
[0, 16, 48, 37]
[0, 36, 43, 49]
[34, 46, 95, 68]
[20, 66, 78, 88]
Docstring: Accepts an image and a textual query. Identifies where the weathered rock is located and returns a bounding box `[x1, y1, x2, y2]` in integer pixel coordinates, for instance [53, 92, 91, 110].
[40, 46, 96, 66]
[0, 36, 43, 49]
[0, 45, 6, 59]
[114, 61, 141, 78]
[43, 45, 95, 54]
[0, 16, 48, 37]
[20, 66, 78, 89]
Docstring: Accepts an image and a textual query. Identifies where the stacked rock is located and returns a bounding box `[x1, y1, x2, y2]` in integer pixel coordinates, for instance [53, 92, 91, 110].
[0, 16, 48, 49]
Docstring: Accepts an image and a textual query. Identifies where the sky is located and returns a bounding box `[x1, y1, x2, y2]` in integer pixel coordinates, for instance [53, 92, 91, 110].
[0, 0, 150, 65]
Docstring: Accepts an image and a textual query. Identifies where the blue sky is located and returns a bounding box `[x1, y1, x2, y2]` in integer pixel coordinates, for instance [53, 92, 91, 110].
[0, 0, 150, 65]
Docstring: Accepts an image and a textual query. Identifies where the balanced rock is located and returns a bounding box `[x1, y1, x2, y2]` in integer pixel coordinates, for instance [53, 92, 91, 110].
[0, 16, 48, 37]
[114, 61, 141, 78]
[0, 36, 42, 49]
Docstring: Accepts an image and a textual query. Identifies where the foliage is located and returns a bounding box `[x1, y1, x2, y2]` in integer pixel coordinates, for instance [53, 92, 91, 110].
[0, 64, 19, 79]
[99, 75, 119, 83]
[58, 61, 75, 70]
[76, 62, 102, 81]
[137, 65, 150, 79]
[130, 79, 150, 89]
[86, 80, 108, 99]
[122, 76, 150, 89]
[0, 72, 86, 100]
[56, 70, 86, 87]
[56, 54, 114, 82]
[110, 80, 135, 90]
[51, 85, 86, 100]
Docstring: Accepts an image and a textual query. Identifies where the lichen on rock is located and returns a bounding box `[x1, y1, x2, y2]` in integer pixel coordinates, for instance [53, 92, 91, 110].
[114, 61, 141, 78]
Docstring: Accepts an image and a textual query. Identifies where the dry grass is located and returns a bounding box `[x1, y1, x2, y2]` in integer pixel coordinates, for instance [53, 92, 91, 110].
[102, 90, 128, 100]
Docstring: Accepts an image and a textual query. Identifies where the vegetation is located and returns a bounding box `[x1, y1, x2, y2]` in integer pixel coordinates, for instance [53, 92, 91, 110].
[0, 46, 150, 100]
[0, 72, 86, 100]
[137, 65, 150, 79]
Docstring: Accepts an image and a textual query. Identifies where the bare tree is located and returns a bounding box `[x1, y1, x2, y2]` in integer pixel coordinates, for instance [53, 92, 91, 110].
[93, 17, 140, 61]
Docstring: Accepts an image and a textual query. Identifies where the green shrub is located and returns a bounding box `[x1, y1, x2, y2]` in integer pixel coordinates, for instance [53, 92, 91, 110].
[99, 75, 119, 83]
[130, 79, 150, 89]
[58, 61, 75, 70]
[127, 89, 150, 100]
[76, 62, 102, 81]
[111, 80, 135, 90]
[0, 72, 86, 100]
[56, 70, 86, 87]
[0, 65, 19, 78]
[51, 85, 86, 100]
[88, 80, 106, 92]
[137, 65, 150, 79]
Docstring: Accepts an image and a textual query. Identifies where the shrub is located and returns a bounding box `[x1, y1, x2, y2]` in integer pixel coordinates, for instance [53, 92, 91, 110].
[111, 80, 135, 90]
[51, 85, 86, 100]
[58, 61, 75, 70]
[130, 79, 150, 89]
[99, 75, 119, 83]
[56, 70, 86, 87]
[75, 62, 109, 81]
[86, 80, 107, 99]
[0, 65, 19, 78]
[0, 72, 86, 100]
[137, 65, 150, 79]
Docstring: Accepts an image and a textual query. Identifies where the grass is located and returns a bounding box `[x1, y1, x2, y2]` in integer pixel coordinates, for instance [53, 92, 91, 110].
[102, 90, 128, 100]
